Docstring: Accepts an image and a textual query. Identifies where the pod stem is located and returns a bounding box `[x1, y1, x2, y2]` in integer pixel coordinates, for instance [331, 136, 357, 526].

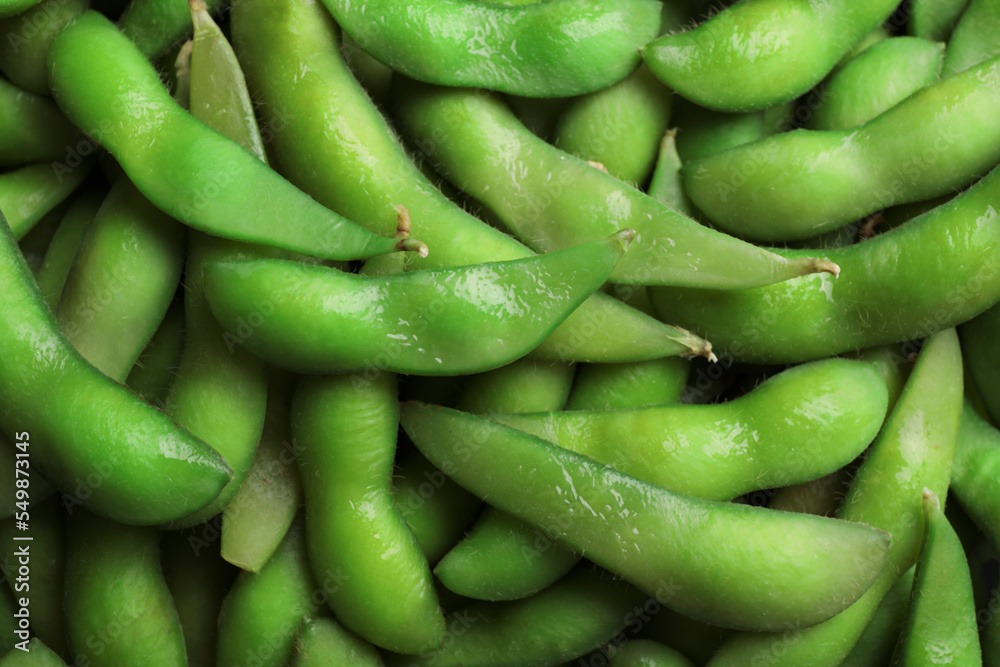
[394, 205, 429, 257]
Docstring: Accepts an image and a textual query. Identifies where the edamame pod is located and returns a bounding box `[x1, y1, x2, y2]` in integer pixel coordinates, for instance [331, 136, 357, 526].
[0, 209, 230, 524]
[0, 0, 88, 95]
[671, 98, 767, 163]
[117, 0, 223, 58]
[388, 565, 650, 667]
[608, 640, 695, 667]
[839, 567, 915, 667]
[292, 617, 382, 667]
[889, 490, 982, 666]
[649, 163, 1000, 364]
[321, 0, 660, 97]
[949, 403, 1000, 552]
[908, 0, 970, 41]
[205, 231, 634, 376]
[292, 372, 445, 654]
[942, 0, 1000, 75]
[806, 37, 945, 131]
[56, 175, 184, 382]
[0, 0, 41, 20]
[641, 0, 899, 111]
[647, 131, 694, 217]
[960, 301, 1000, 426]
[0, 638, 67, 665]
[125, 298, 184, 407]
[34, 184, 103, 310]
[492, 358, 888, 501]
[400, 403, 891, 632]
[0, 162, 91, 239]
[48, 11, 419, 261]
[0, 78, 78, 167]
[682, 54, 1000, 241]
[707, 329, 963, 667]
[64, 511, 187, 666]
[393, 78, 838, 289]
[229, 0, 710, 363]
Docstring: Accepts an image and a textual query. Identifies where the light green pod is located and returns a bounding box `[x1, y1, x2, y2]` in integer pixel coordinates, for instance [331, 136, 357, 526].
[943, 0, 1000, 74]
[217, 520, 321, 667]
[292, 617, 382, 667]
[117, 0, 225, 58]
[320, 0, 661, 97]
[807, 37, 945, 131]
[387, 566, 650, 667]
[642, 0, 899, 111]
[646, 130, 695, 217]
[64, 511, 187, 666]
[949, 402, 1000, 552]
[56, 175, 183, 383]
[125, 298, 184, 408]
[34, 185, 103, 310]
[554, 65, 672, 186]
[393, 79, 838, 289]
[221, 372, 301, 573]
[401, 402, 891, 632]
[890, 491, 982, 666]
[706, 329, 963, 667]
[393, 452, 480, 564]
[292, 372, 444, 654]
[0, 0, 88, 95]
[908, 0, 970, 41]
[682, 54, 1000, 241]
[959, 302, 1000, 425]
[839, 567, 915, 667]
[205, 232, 633, 376]
[0, 638, 67, 666]
[492, 358, 888, 501]
[0, 162, 91, 239]
[566, 356, 689, 410]
[0, 78, 79, 168]
[671, 98, 766, 163]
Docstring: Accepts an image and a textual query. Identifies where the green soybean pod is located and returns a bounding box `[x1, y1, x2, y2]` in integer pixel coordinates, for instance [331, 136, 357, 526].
[649, 163, 1000, 364]
[205, 232, 634, 376]
[48, 11, 417, 262]
[493, 358, 888, 501]
[387, 565, 650, 667]
[321, 0, 660, 97]
[949, 403, 1000, 551]
[566, 356, 689, 410]
[0, 0, 88, 95]
[162, 0, 271, 529]
[64, 511, 187, 666]
[0, 209, 230, 524]
[681, 53, 1000, 241]
[642, 0, 899, 112]
[292, 617, 382, 667]
[767, 470, 847, 517]
[221, 371, 302, 572]
[400, 403, 891, 632]
[646, 130, 695, 217]
[943, 0, 1000, 75]
[959, 302, 1000, 425]
[890, 490, 981, 666]
[908, 0, 970, 40]
[0, 638, 67, 665]
[56, 175, 183, 382]
[706, 328, 963, 667]
[392, 78, 839, 289]
[292, 372, 445, 654]
[217, 519, 320, 667]
[161, 527, 238, 667]
[0, 0, 40, 19]
[34, 185, 103, 310]
[393, 452, 481, 564]
[839, 567, 915, 667]
[554, 65, 672, 186]
[0, 78, 79, 168]
[116, 0, 223, 58]
[0, 497, 65, 656]
[436, 358, 580, 602]
[229, 0, 710, 363]
[608, 640, 696, 667]
[806, 37, 945, 131]
[0, 162, 91, 239]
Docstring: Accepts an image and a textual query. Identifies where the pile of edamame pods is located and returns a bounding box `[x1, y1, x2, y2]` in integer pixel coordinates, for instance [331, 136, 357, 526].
[1, 0, 1000, 663]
